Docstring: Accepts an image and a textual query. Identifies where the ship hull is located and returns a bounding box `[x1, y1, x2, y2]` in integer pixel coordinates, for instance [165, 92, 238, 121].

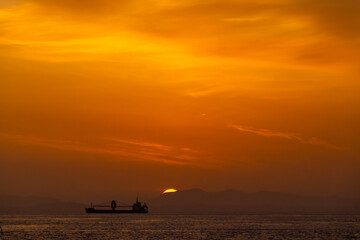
[85, 208, 148, 214]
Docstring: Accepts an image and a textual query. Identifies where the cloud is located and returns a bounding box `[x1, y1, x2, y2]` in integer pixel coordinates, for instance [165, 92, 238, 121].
[21, 0, 133, 15]
[184, 86, 230, 97]
[105, 138, 173, 151]
[2, 0, 359, 67]
[228, 124, 345, 150]
[125, 0, 360, 66]
[289, 0, 360, 38]
[0, 133, 204, 166]
[228, 124, 302, 140]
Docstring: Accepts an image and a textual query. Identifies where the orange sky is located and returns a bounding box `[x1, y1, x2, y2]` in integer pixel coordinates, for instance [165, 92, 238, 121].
[0, 0, 359, 201]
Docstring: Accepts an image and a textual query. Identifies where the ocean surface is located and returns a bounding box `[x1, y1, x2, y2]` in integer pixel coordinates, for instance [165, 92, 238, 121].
[0, 214, 359, 239]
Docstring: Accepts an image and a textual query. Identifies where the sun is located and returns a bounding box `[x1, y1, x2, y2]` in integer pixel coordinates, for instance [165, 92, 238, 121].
[162, 188, 178, 194]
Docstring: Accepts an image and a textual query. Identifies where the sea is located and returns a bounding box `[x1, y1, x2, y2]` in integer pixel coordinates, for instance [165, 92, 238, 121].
[0, 214, 359, 239]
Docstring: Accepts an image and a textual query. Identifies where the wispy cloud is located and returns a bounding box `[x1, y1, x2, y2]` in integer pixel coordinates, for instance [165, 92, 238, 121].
[228, 124, 345, 150]
[106, 138, 173, 151]
[184, 86, 230, 98]
[0, 133, 204, 166]
[224, 17, 263, 22]
[229, 124, 302, 140]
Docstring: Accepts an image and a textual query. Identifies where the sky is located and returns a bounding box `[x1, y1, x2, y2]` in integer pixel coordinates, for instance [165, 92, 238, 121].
[0, 0, 359, 201]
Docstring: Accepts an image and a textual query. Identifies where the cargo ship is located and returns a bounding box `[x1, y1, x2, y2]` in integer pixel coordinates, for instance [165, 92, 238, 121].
[85, 198, 148, 214]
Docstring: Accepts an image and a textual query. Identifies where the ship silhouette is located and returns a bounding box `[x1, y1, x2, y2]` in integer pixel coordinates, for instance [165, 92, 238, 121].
[85, 197, 148, 214]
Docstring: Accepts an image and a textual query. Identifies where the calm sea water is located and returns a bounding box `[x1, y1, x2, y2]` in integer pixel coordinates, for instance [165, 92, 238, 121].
[0, 214, 359, 239]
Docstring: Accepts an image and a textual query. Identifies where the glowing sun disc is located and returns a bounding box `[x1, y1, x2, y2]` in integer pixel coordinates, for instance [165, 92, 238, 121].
[162, 188, 178, 194]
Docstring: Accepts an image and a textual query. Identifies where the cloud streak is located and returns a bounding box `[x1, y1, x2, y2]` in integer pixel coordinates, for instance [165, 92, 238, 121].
[106, 138, 173, 151]
[0, 133, 204, 166]
[228, 124, 345, 150]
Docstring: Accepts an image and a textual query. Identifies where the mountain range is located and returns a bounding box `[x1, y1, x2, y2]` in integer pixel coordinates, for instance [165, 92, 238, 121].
[150, 189, 360, 214]
[1, 189, 359, 214]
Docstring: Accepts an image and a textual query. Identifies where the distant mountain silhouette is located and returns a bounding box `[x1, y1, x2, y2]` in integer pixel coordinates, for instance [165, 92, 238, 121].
[2, 190, 359, 214]
[0, 195, 85, 214]
[149, 189, 360, 214]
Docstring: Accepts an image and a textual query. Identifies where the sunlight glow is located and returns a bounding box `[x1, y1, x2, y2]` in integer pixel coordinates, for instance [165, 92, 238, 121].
[162, 188, 178, 194]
